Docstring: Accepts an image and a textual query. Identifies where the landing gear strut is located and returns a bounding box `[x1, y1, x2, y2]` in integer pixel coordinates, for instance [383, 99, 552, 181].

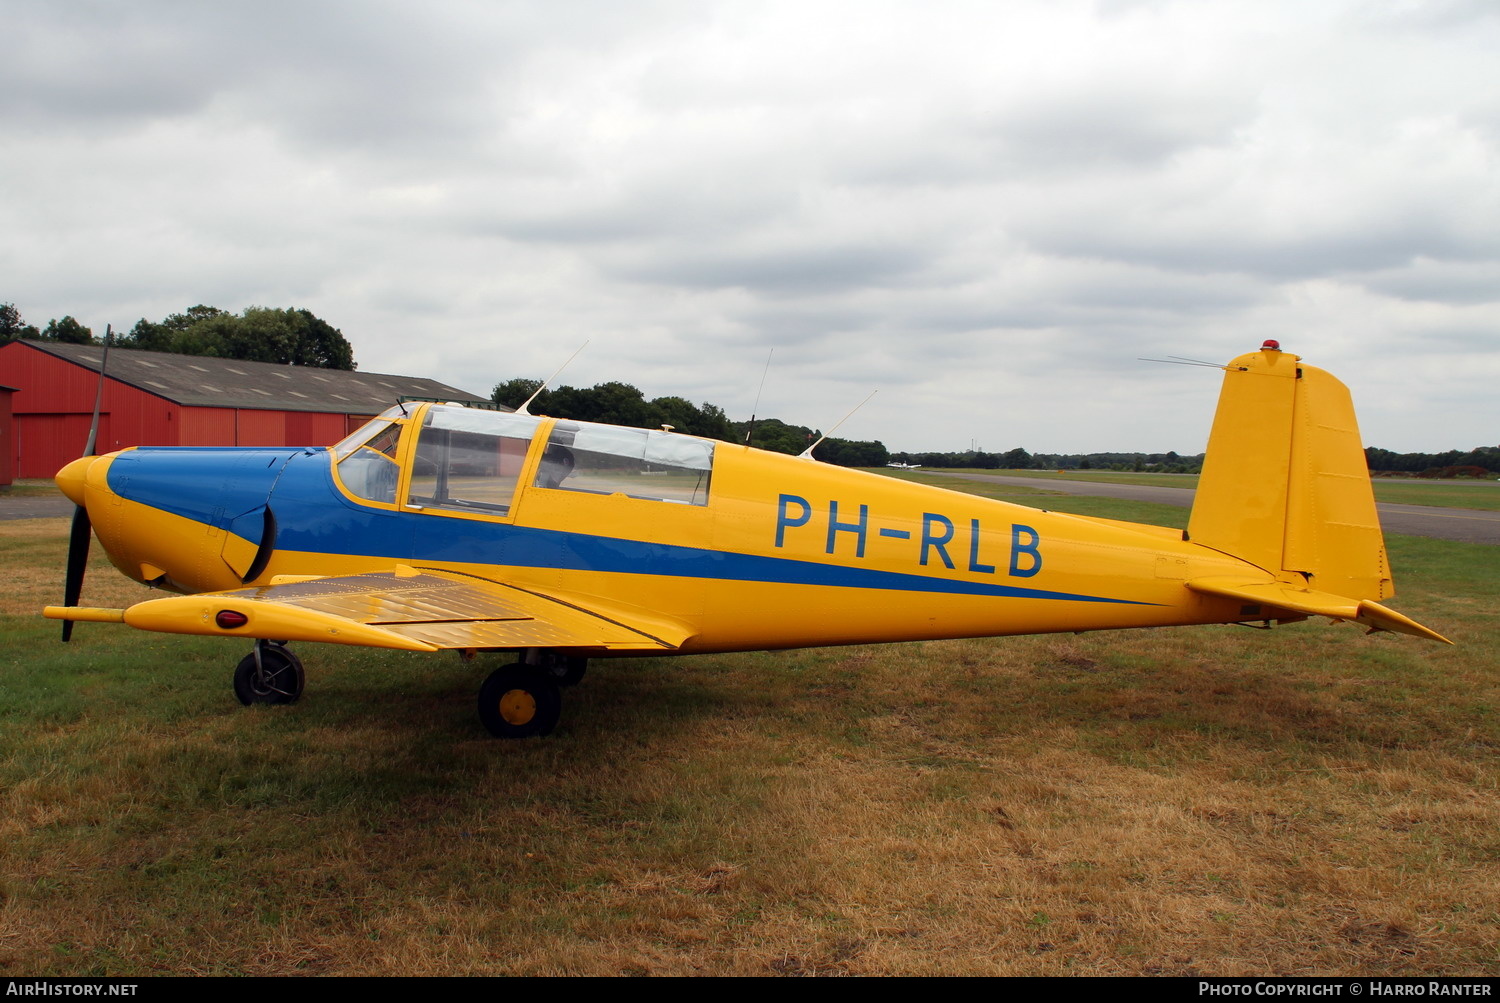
[233, 639, 305, 705]
[549, 655, 587, 688]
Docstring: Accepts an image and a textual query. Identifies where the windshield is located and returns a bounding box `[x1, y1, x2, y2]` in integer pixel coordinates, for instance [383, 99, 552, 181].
[331, 405, 408, 460]
[335, 420, 403, 504]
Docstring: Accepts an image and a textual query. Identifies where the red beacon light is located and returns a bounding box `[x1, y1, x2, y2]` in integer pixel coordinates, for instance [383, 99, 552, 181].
[215, 609, 249, 629]
[1261, 339, 1281, 351]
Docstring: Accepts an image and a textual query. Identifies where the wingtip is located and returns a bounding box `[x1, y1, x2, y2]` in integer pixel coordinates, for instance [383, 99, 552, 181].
[1357, 600, 1453, 645]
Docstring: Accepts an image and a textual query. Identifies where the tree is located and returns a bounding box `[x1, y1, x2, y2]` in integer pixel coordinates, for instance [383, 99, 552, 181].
[289, 309, 355, 370]
[647, 395, 734, 440]
[583, 381, 653, 427]
[0, 302, 40, 343]
[491, 379, 738, 441]
[1001, 447, 1032, 470]
[215, 307, 355, 369]
[492, 378, 545, 411]
[688, 401, 735, 441]
[41, 316, 93, 344]
[817, 437, 891, 467]
[732, 417, 817, 454]
[116, 305, 355, 369]
[121, 304, 230, 353]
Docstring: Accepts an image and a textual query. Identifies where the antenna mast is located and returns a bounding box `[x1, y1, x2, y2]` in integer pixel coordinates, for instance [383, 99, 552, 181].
[517, 340, 589, 415]
[799, 390, 878, 460]
[745, 348, 774, 448]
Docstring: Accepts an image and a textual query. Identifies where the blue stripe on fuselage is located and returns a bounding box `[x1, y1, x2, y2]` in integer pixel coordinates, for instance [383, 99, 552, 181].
[110, 447, 1154, 606]
[106, 446, 303, 528]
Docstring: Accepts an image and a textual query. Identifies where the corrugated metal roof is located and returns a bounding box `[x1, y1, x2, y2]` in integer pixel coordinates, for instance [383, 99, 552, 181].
[18, 341, 493, 414]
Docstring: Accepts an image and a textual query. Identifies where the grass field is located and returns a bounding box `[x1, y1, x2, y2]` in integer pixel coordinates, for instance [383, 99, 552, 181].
[912, 469, 1500, 512]
[936, 468, 1204, 490]
[1, 493, 1496, 977]
[0, 480, 65, 499]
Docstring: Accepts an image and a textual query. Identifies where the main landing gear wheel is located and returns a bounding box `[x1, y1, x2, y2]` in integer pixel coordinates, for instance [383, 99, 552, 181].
[478, 664, 561, 739]
[552, 656, 587, 688]
[233, 642, 305, 705]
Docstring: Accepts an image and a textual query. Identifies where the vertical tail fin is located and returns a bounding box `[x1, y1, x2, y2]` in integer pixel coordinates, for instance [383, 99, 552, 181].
[1187, 344, 1392, 602]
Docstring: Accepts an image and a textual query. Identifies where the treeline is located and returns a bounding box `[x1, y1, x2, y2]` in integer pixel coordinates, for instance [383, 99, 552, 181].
[1, 303, 94, 345]
[1, 302, 355, 370]
[889, 449, 1203, 473]
[493, 377, 735, 440]
[492, 379, 890, 467]
[731, 418, 890, 467]
[892, 446, 1498, 476]
[1365, 446, 1499, 476]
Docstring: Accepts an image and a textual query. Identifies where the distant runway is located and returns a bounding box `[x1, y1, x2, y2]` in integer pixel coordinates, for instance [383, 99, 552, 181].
[921, 473, 1500, 546]
[0, 496, 73, 521]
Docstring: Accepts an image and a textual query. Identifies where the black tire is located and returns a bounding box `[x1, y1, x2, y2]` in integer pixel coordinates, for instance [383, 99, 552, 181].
[478, 664, 561, 738]
[552, 657, 587, 688]
[233, 646, 305, 705]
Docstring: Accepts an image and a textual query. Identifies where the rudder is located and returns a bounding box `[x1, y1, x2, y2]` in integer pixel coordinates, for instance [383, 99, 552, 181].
[1187, 344, 1391, 602]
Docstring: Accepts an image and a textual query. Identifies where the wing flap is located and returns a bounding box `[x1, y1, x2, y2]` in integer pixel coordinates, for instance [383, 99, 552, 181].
[67, 567, 691, 652]
[1186, 576, 1451, 644]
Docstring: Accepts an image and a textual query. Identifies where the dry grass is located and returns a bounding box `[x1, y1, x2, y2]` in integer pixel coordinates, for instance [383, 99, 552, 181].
[0, 480, 64, 498]
[0, 519, 153, 618]
[0, 515, 1496, 977]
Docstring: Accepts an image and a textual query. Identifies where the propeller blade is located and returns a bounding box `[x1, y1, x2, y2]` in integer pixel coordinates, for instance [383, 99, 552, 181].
[60, 325, 111, 642]
[61, 504, 92, 642]
[82, 325, 111, 456]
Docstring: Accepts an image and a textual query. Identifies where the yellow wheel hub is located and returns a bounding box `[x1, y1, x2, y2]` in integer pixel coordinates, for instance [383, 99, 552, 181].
[498, 688, 537, 726]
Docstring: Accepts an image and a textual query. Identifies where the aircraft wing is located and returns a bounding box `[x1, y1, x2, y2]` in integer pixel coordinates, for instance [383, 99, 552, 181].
[1185, 576, 1452, 644]
[45, 566, 692, 653]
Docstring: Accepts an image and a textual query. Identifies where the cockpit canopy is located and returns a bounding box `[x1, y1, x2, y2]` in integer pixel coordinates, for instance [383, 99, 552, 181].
[541, 420, 713, 505]
[332, 403, 716, 513]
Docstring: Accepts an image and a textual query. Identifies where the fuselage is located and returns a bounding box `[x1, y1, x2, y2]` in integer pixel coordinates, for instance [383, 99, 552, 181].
[62, 402, 1265, 655]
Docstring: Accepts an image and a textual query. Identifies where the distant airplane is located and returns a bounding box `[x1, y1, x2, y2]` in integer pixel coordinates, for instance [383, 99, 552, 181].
[47, 341, 1448, 737]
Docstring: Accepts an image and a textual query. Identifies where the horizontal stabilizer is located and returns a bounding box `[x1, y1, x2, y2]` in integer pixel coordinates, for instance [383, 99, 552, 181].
[1186, 576, 1451, 644]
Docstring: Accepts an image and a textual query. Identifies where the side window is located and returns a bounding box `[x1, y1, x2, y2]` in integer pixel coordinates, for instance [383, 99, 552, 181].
[535, 422, 714, 505]
[337, 421, 402, 504]
[407, 408, 541, 516]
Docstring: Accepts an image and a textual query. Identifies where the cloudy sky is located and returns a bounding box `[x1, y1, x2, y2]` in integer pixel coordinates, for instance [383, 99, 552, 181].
[3, 0, 1497, 454]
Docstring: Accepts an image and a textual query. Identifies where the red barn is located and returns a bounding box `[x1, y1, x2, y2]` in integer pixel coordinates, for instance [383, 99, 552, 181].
[0, 340, 491, 478]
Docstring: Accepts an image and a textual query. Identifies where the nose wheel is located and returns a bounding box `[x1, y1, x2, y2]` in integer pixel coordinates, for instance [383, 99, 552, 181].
[233, 640, 305, 705]
[478, 663, 562, 738]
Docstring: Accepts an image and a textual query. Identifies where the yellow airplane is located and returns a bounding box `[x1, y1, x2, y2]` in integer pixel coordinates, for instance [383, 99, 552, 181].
[45, 341, 1449, 738]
